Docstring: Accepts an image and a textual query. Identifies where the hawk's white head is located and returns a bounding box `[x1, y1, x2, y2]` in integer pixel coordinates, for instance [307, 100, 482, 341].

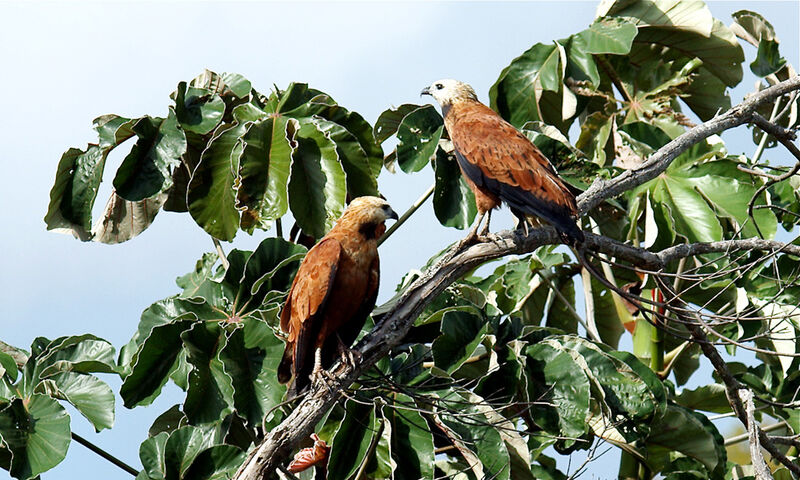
[421, 79, 478, 108]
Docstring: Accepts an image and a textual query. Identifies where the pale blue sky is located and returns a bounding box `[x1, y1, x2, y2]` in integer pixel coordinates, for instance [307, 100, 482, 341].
[0, 1, 798, 478]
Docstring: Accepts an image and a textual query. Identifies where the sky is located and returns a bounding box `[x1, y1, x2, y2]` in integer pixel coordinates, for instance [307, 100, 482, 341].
[0, 1, 798, 479]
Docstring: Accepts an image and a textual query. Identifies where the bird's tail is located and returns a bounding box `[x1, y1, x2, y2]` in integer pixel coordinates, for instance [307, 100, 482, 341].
[517, 210, 584, 245]
[277, 343, 293, 385]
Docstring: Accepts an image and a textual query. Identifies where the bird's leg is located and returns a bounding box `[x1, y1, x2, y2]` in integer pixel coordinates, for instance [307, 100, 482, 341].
[458, 211, 486, 250]
[310, 347, 337, 393]
[479, 210, 492, 238]
[335, 335, 362, 373]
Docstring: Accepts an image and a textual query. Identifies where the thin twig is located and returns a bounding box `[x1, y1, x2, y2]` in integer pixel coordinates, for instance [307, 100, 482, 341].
[378, 183, 435, 247]
[71, 432, 138, 476]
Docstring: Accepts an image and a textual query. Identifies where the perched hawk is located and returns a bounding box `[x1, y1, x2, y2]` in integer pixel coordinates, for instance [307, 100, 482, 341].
[277, 196, 398, 395]
[422, 79, 583, 244]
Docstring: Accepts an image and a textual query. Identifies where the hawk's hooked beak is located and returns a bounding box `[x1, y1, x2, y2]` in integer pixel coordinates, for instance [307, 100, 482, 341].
[420, 86, 431, 97]
[386, 207, 399, 221]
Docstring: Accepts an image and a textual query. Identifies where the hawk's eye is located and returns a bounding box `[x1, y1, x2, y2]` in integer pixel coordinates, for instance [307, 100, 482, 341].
[435, 83, 444, 90]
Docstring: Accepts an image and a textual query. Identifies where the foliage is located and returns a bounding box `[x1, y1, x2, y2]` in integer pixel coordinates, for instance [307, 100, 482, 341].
[10, 0, 800, 479]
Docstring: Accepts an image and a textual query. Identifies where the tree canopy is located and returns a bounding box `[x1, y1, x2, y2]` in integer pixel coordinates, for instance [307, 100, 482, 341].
[3, 1, 800, 479]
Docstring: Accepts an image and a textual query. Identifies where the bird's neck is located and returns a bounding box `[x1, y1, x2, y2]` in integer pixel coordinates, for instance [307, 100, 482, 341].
[441, 102, 452, 118]
[442, 98, 481, 122]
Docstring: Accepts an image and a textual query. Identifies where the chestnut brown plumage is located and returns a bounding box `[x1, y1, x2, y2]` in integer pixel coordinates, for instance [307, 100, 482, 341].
[277, 196, 397, 395]
[422, 79, 583, 244]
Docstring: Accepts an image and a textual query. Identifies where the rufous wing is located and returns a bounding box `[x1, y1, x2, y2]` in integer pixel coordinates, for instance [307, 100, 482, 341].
[277, 238, 342, 389]
[448, 102, 582, 241]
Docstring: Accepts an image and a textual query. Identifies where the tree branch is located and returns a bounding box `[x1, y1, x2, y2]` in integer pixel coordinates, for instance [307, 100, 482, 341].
[234, 75, 800, 480]
[656, 279, 800, 477]
[234, 225, 800, 479]
[577, 75, 800, 214]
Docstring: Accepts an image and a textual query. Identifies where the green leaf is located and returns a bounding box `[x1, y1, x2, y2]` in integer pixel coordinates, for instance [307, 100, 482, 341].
[433, 389, 511, 480]
[44, 146, 108, 240]
[575, 17, 637, 55]
[527, 341, 591, 439]
[395, 105, 444, 173]
[245, 241, 306, 303]
[121, 319, 195, 408]
[220, 72, 252, 98]
[237, 115, 296, 233]
[328, 399, 377, 480]
[313, 116, 380, 198]
[174, 82, 225, 135]
[0, 353, 18, 383]
[562, 34, 600, 85]
[140, 432, 168, 479]
[576, 112, 613, 166]
[750, 38, 786, 77]
[431, 310, 487, 376]
[0, 395, 70, 480]
[673, 384, 731, 414]
[280, 98, 382, 197]
[220, 320, 287, 428]
[432, 149, 477, 229]
[490, 42, 563, 128]
[94, 114, 137, 148]
[163, 426, 216, 480]
[181, 322, 234, 424]
[37, 334, 116, 378]
[36, 372, 114, 432]
[188, 122, 247, 241]
[642, 404, 726, 476]
[149, 405, 186, 437]
[113, 110, 187, 202]
[374, 104, 422, 144]
[288, 118, 347, 239]
[386, 393, 434, 480]
[183, 444, 245, 480]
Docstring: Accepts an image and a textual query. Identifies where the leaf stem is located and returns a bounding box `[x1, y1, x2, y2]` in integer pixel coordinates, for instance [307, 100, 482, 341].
[71, 432, 138, 476]
[596, 55, 632, 103]
[213, 238, 230, 270]
[378, 183, 435, 247]
[751, 98, 782, 164]
[724, 421, 788, 446]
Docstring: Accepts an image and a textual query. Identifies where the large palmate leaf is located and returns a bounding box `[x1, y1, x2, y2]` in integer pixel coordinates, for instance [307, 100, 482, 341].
[490, 41, 572, 130]
[431, 310, 487, 376]
[0, 395, 71, 480]
[640, 404, 726, 477]
[288, 118, 348, 239]
[432, 389, 511, 480]
[527, 335, 666, 448]
[385, 393, 434, 480]
[327, 399, 378, 480]
[120, 238, 303, 414]
[237, 115, 297, 233]
[599, 0, 744, 120]
[138, 425, 244, 480]
[48, 72, 384, 244]
[630, 157, 777, 243]
[187, 122, 248, 241]
[113, 110, 187, 202]
[0, 334, 120, 467]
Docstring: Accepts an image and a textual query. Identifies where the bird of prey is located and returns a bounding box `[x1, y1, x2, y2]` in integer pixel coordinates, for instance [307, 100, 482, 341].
[277, 196, 398, 395]
[421, 79, 583, 244]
